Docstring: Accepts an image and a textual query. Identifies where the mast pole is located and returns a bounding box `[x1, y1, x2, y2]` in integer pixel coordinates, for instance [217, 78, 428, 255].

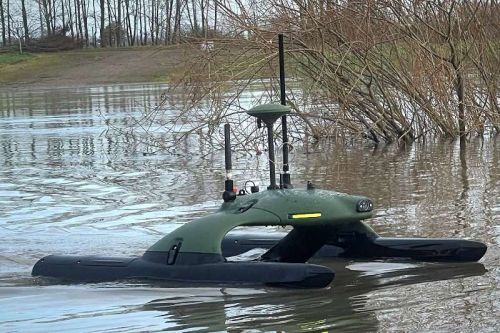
[278, 34, 291, 188]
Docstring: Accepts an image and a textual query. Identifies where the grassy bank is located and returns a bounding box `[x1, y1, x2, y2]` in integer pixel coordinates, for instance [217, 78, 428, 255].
[0, 52, 61, 85]
[0, 52, 34, 65]
[0, 47, 188, 88]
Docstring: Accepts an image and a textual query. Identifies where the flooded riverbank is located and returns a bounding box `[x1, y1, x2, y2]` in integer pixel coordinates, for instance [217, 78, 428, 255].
[0, 84, 498, 332]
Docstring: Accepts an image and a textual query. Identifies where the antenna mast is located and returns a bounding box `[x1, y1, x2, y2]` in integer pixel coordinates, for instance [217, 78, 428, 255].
[278, 34, 292, 188]
[222, 123, 236, 202]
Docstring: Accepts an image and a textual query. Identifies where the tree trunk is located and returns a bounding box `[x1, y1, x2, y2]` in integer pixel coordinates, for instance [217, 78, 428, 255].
[100, 0, 105, 46]
[192, 0, 198, 34]
[150, 0, 154, 44]
[116, 0, 121, 46]
[0, 0, 6, 46]
[75, 0, 83, 40]
[450, 38, 466, 137]
[67, 0, 74, 38]
[138, 0, 143, 45]
[107, 0, 112, 46]
[154, 0, 160, 45]
[173, 0, 181, 43]
[20, 0, 29, 42]
[205, 0, 209, 36]
[124, 0, 132, 45]
[62, 0, 66, 32]
[132, 0, 138, 45]
[82, 0, 89, 45]
[6, 0, 10, 44]
[41, 0, 52, 36]
[92, 0, 97, 46]
[455, 69, 466, 137]
[51, 0, 56, 33]
[38, 0, 45, 37]
[200, 0, 205, 37]
[52, 0, 56, 33]
[142, 0, 148, 44]
[166, 0, 174, 44]
[213, 0, 217, 35]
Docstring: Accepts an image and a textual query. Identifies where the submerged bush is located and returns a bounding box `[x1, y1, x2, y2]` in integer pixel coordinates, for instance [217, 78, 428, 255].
[113, 1, 500, 149]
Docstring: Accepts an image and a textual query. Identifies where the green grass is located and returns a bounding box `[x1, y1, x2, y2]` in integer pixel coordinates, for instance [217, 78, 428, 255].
[0, 52, 33, 65]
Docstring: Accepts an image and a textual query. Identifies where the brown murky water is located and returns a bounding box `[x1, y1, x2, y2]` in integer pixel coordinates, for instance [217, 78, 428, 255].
[0, 84, 498, 332]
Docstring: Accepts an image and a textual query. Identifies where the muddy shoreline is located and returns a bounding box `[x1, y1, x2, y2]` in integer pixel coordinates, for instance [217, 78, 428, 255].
[0, 47, 187, 89]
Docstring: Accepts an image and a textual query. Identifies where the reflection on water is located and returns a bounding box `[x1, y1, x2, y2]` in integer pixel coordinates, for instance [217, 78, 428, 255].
[0, 83, 499, 332]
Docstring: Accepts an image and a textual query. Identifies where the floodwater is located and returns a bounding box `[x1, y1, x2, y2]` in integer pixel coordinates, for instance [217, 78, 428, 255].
[0, 83, 498, 332]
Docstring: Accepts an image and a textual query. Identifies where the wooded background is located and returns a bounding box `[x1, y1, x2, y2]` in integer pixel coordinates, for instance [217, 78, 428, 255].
[0, 0, 221, 48]
[1, 1, 499, 144]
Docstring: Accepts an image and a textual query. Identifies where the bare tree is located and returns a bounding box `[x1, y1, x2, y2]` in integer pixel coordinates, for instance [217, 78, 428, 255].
[20, 0, 28, 41]
[0, 0, 6, 46]
[7, 0, 11, 44]
[165, 0, 174, 44]
[66, 0, 75, 38]
[81, 0, 89, 45]
[142, 0, 499, 146]
[99, 0, 105, 46]
[116, 0, 121, 46]
[124, 0, 132, 45]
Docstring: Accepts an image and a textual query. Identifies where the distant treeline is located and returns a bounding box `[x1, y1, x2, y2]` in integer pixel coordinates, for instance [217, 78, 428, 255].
[0, 0, 220, 48]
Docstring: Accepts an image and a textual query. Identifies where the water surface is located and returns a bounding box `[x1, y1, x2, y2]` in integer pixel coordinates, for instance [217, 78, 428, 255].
[0, 84, 498, 332]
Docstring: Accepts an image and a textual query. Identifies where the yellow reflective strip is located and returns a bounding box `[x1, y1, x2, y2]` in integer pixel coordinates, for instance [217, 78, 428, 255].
[290, 213, 322, 219]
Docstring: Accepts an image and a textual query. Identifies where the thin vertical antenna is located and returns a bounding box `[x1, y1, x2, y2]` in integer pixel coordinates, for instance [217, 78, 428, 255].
[278, 34, 291, 187]
[222, 124, 236, 202]
[223, 123, 234, 196]
[224, 123, 232, 178]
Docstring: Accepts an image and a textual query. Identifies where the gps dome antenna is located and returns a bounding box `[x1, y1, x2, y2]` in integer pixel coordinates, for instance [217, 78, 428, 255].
[247, 104, 290, 190]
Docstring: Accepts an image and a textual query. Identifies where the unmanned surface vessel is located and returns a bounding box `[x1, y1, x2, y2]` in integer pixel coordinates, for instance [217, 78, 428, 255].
[32, 35, 486, 288]
[32, 103, 486, 288]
